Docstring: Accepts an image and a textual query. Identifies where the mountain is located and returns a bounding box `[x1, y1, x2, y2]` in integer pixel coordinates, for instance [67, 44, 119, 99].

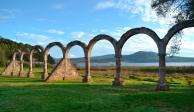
[64, 51, 194, 63]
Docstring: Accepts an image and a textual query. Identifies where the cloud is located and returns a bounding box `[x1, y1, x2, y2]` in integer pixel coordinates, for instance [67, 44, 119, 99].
[0, 15, 13, 20]
[121, 35, 158, 54]
[71, 32, 85, 39]
[52, 3, 64, 10]
[182, 28, 194, 37]
[96, 1, 115, 10]
[95, 0, 176, 26]
[0, 9, 21, 13]
[47, 29, 64, 35]
[37, 41, 45, 45]
[95, 0, 128, 10]
[15, 31, 68, 47]
[98, 26, 131, 40]
[167, 38, 194, 57]
[165, 27, 194, 56]
[129, 0, 176, 25]
[36, 18, 56, 23]
[70, 54, 76, 58]
[0, 9, 21, 21]
[16, 32, 50, 42]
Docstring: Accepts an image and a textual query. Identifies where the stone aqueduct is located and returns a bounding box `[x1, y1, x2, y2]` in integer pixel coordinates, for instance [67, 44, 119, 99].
[1, 20, 194, 91]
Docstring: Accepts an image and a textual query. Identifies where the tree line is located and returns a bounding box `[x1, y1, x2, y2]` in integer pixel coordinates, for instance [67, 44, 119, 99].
[0, 36, 55, 67]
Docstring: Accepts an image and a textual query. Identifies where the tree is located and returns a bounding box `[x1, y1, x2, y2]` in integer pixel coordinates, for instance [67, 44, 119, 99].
[151, 0, 194, 56]
[0, 36, 55, 67]
[152, 0, 194, 23]
[0, 47, 7, 66]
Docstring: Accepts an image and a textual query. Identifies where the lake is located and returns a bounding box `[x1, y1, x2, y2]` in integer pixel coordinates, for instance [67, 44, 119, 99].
[75, 62, 194, 67]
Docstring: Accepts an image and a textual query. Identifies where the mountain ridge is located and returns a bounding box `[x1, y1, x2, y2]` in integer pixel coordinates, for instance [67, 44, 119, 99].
[54, 51, 194, 63]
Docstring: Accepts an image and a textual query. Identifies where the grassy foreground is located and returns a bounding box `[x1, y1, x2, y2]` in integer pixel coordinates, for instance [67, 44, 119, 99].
[0, 67, 194, 112]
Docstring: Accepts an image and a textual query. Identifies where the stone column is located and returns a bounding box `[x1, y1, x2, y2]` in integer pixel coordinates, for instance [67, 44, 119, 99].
[28, 54, 34, 78]
[11, 53, 16, 76]
[43, 58, 48, 79]
[156, 53, 169, 91]
[82, 55, 92, 82]
[11, 58, 16, 76]
[63, 57, 67, 80]
[19, 54, 24, 77]
[112, 54, 123, 86]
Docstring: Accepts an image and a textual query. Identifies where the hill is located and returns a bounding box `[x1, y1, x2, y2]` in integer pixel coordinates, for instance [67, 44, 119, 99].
[0, 36, 55, 66]
[67, 51, 194, 63]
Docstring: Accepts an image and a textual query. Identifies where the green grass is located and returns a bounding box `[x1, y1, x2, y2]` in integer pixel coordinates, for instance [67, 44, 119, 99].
[0, 67, 194, 112]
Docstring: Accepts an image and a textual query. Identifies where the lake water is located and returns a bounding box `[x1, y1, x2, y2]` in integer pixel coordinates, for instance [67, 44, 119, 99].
[76, 62, 194, 67]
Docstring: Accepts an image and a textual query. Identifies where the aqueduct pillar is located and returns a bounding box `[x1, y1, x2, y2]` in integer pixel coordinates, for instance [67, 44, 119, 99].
[112, 54, 122, 86]
[156, 42, 169, 91]
[19, 52, 25, 77]
[28, 54, 33, 78]
[82, 51, 92, 82]
[43, 57, 48, 79]
[28, 45, 44, 78]
[156, 53, 169, 90]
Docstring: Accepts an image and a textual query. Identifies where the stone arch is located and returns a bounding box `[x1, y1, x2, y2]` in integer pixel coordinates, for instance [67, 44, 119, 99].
[163, 19, 194, 46]
[12, 52, 17, 61]
[1, 50, 21, 76]
[87, 34, 117, 55]
[12, 49, 21, 61]
[43, 42, 65, 79]
[19, 50, 29, 77]
[11, 50, 21, 76]
[12, 51, 19, 62]
[118, 27, 161, 54]
[112, 27, 161, 86]
[28, 45, 44, 78]
[155, 20, 194, 90]
[85, 34, 118, 83]
[65, 40, 87, 81]
[65, 40, 87, 58]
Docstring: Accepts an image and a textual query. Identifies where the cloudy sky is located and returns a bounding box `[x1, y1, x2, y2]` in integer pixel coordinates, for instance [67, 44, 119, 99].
[0, 0, 194, 58]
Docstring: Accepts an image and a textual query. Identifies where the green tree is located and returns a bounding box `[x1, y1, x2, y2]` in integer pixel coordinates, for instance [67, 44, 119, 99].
[0, 36, 55, 67]
[152, 0, 194, 23]
[151, 0, 194, 56]
[0, 47, 7, 66]
[48, 54, 56, 65]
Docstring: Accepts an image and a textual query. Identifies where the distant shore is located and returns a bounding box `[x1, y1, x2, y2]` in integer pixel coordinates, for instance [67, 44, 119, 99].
[74, 62, 194, 67]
